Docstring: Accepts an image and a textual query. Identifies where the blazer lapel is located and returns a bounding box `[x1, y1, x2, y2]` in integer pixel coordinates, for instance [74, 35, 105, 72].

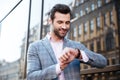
[41, 37, 57, 64]
[63, 38, 70, 49]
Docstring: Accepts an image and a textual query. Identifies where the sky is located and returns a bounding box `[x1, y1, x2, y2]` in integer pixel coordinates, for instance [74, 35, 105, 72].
[0, 0, 73, 62]
[0, 0, 29, 62]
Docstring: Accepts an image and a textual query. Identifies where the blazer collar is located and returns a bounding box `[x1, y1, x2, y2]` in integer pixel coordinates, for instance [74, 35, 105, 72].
[41, 36, 57, 63]
[63, 37, 70, 49]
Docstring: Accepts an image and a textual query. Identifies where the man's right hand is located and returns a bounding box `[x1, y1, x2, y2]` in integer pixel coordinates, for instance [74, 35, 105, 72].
[59, 62, 69, 71]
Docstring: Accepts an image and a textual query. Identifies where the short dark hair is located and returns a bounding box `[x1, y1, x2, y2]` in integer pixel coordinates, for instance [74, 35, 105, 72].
[49, 4, 72, 20]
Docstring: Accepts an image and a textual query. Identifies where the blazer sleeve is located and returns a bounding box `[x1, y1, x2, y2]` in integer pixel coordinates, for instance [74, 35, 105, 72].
[27, 43, 58, 80]
[78, 42, 107, 68]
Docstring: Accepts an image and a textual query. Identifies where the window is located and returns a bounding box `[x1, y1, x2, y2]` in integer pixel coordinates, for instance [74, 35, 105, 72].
[97, 40, 101, 52]
[78, 25, 82, 35]
[76, 0, 80, 6]
[97, 17, 100, 30]
[90, 42, 94, 51]
[84, 34, 87, 40]
[104, 14, 108, 26]
[90, 20, 94, 32]
[85, 7, 89, 14]
[84, 22, 87, 34]
[91, 4, 95, 11]
[97, 0, 102, 7]
[112, 58, 116, 65]
[107, 59, 109, 65]
[105, 0, 110, 3]
[80, 0, 84, 3]
[110, 11, 114, 23]
[105, 32, 115, 51]
[75, 13, 79, 17]
[80, 10, 83, 16]
[73, 27, 77, 37]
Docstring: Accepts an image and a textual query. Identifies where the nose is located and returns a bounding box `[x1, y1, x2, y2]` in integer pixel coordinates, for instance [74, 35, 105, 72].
[61, 24, 67, 29]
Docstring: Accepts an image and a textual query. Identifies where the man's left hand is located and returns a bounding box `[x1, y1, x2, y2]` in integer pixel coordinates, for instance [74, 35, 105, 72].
[59, 47, 78, 64]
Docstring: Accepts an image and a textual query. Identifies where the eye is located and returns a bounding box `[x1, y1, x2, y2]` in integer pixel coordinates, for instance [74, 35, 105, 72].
[66, 21, 70, 25]
[57, 21, 63, 24]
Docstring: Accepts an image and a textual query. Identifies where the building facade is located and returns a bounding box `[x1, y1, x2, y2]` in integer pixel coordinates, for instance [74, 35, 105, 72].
[69, 0, 120, 80]
[0, 60, 21, 80]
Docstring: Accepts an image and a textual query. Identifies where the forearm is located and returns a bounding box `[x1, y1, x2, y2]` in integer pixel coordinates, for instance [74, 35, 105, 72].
[73, 42, 107, 68]
[87, 53, 107, 68]
[27, 64, 58, 80]
[81, 49, 107, 68]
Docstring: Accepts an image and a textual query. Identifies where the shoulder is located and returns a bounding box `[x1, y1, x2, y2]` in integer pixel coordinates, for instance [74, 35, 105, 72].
[28, 38, 46, 50]
[28, 39, 47, 54]
[29, 40, 42, 46]
[65, 38, 86, 49]
[66, 38, 81, 45]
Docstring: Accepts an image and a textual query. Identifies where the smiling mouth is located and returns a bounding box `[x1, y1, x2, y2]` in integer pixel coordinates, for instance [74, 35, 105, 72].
[60, 29, 67, 34]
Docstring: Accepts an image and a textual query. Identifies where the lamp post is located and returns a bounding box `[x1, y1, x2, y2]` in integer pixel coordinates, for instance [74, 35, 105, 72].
[23, 0, 31, 79]
[40, 0, 44, 39]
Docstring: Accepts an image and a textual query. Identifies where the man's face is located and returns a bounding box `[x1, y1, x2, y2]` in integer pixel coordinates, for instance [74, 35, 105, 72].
[51, 12, 71, 39]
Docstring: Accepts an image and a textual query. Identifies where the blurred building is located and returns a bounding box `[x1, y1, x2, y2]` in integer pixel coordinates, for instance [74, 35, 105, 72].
[69, 0, 120, 80]
[0, 60, 21, 80]
[20, 23, 40, 79]
[42, 0, 120, 80]
[0, 60, 9, 66]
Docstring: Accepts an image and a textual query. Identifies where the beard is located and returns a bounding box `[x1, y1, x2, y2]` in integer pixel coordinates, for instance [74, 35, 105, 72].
[54, 28, 69, 39]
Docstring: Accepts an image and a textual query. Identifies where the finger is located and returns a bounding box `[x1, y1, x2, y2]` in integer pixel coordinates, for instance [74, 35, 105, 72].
[66, 52, 71, 56]
[59, 57, 64, 62]
[59, 55, 70, 64]
[59, 58, 68, 64]
[61, 54, 68, 61]
[63, 53, 69, 59]
[69, 49, 75, 55]
[59, 55, 68, 62]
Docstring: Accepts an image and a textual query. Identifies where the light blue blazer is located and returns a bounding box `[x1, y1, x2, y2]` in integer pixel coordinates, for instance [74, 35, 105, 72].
[27, 36, 107, 80]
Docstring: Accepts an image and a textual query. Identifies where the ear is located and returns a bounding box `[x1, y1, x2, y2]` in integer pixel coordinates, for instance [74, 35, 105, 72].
[48, 18, 52, 24]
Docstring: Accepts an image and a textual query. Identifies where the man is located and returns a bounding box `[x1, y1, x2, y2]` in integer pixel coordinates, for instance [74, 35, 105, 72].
[27, 4, 107, 80]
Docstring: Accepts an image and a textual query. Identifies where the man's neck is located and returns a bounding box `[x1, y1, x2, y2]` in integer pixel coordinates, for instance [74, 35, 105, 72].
[50, 32, 63, 42]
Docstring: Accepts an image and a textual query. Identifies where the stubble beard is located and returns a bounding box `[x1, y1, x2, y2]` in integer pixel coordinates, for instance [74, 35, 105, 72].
[54, 28, 68, 39]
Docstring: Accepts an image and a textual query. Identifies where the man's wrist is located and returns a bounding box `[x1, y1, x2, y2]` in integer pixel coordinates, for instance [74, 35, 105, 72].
[56, 63, 62, 75]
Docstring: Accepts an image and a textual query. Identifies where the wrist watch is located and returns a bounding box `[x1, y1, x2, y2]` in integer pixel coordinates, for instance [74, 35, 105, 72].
[75, 49, 80, 58]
